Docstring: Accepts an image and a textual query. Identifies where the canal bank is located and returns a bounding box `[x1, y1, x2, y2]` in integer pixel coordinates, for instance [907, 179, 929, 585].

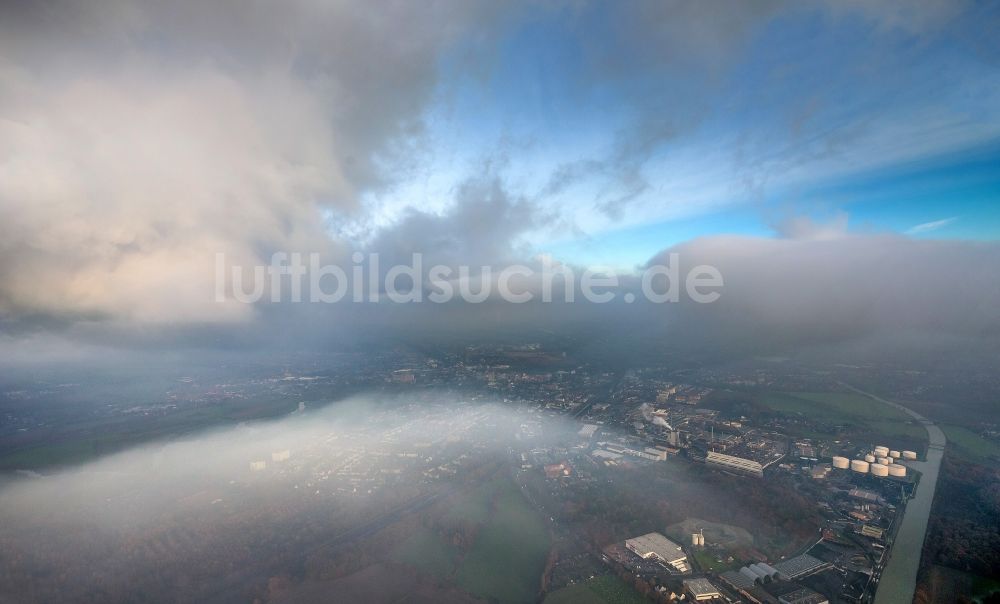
[842, 384, 946, 604]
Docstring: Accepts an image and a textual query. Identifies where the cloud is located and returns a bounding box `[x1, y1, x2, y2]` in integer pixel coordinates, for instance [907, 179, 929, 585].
[772, 211, 851, 241]
[0, 67, 340, 323]
[906, 216, 959, 235]
[1, 0, 996, 347]
[0, 0, 502, 326]
[650, 234, 1000, 351]
[365, 173, 538, 271]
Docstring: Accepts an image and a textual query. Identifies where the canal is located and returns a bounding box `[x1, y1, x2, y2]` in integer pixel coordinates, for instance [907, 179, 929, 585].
[843, 385, 946, 604]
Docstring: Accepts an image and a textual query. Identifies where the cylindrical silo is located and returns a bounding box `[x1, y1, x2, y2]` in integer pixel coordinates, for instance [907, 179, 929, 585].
[888, 465, 906, 477]
[832, 456, 850, 469]
[851, 459, 870, 473]
[870, 463, 889, 477]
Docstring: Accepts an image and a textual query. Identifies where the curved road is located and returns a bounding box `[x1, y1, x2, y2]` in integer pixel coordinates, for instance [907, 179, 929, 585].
[841, 384, 946, 604]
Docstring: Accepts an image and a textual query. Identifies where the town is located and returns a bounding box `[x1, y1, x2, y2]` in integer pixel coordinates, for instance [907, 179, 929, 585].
[1, 342, 980, 604]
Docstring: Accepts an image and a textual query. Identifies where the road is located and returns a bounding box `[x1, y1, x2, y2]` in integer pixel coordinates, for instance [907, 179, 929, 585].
[841, 384, 946, 604]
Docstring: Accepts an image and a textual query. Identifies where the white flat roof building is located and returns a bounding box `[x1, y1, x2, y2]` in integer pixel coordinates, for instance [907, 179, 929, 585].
[684, 578, 721, 601]
[625, 532, 689, 572]
[706, 451, 764, 478]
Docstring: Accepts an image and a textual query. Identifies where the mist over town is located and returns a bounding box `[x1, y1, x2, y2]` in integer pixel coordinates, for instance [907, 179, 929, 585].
[2, 1, 999, 603]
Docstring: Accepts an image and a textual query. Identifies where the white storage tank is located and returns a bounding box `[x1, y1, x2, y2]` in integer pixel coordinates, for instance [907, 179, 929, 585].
[864, 454, 876, 463]
[876, 457, 890, 465]
[874, 446, 889, 457]
[870, 463, 889, 477]
[888, 464, 906, 477]
[832, 456, 850, 469]
[889, 450, 901, 459]
[902, 450, 917, 460]
[851, 459, 870, 473]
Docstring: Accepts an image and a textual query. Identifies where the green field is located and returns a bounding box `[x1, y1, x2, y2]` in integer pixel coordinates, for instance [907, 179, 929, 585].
[443, 479, 498, 525]
[941, 425, 1000, 463]
[757, 391, 927, 441]
[693, 548, 735, 572]
[454, 477, 551, 604]
[389, 475, 552, 603]
[390, 527, 459, 579]
[545, 575, 647, 604]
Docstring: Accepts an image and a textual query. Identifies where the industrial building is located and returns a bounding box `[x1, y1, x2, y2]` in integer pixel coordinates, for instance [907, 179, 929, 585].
[769, 583, 830, 604]
[737, 562, 780, 584]
[602, 443, 666, 461]
[772, 554, 829, 580]
[625, 532, 689, 572]
[706, 451, 764, 478]
[810, 465, 830, 479]
[720, 569, 756, 592]
[683, 578, 722, 601]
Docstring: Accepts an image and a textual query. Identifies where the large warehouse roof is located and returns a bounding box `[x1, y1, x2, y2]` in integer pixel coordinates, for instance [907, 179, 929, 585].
[625, 532, 687, 564]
